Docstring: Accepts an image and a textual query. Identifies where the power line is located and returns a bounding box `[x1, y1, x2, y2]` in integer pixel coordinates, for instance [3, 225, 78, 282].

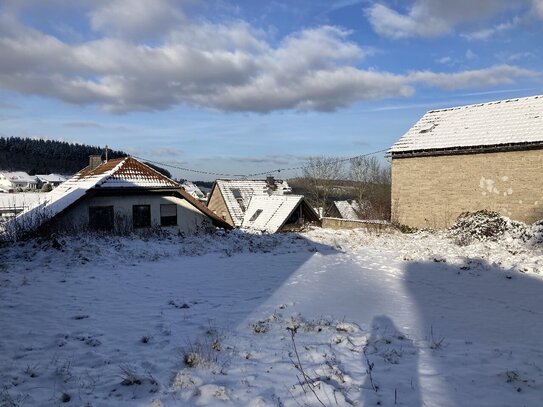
[134, 147, 390, 179]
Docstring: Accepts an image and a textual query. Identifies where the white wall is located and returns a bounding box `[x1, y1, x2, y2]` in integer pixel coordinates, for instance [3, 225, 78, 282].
[57, 194, 212, 234]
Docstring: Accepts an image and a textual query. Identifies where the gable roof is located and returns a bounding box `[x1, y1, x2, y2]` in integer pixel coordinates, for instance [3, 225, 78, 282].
[333, 200, 360, 220]
[241, 195, 317, 233]
[4, 157, 230, 236]
[389, 94, 543, 155]
[213, 179, 292, 227]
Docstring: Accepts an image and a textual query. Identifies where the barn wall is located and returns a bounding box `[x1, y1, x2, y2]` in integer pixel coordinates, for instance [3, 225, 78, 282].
[391, 149, 543, 229]
[56, 194, 211, 234]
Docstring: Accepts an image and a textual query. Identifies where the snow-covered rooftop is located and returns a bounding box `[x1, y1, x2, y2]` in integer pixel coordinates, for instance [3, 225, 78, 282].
[36, 174, 67, 183]
[215, 179, 292, 227]
[241, 195, 304, 233]
[181, 181, 206, 200]
[389, 94, 543, 154]
[0, 171, 38, 183]
[333, 200, 360, 220]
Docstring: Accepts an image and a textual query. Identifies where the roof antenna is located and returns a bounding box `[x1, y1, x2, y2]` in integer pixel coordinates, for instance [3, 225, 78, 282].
[105, 145, 108, 162]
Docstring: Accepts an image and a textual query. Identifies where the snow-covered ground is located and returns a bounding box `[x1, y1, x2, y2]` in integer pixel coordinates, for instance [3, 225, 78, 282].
[1, 228, 542, 406]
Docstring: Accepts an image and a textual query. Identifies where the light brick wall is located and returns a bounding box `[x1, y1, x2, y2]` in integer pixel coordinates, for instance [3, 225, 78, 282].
[391, 149, 543, 229]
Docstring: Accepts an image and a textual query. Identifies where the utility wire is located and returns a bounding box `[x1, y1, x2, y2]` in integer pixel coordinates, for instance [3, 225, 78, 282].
[134, 147, 390, 179]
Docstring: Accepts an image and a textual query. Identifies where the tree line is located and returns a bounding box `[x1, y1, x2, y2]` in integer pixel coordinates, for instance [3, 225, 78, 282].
[0, 137, 127, 175]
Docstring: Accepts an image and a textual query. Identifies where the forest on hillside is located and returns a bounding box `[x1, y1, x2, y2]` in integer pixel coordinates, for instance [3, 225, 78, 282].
[0, 137, 127, 175]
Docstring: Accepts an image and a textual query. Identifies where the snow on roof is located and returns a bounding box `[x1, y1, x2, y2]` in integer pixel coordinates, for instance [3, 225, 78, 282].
[333, 200, 360, 220]
[215, 179, 292, 227]
[389, 94, 543, 154]
[36, 174, 67, 183]
[181, 181, 205, 199]
[0, 171, 38, 183]
[241, 195, 304, 233]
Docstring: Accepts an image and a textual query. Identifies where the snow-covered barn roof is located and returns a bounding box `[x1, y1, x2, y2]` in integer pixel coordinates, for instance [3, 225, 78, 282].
[4, 157, 229, 236]
[389, 94, 543, 155]
[333, 200, 360, 220]
[214, 179, 292, 227]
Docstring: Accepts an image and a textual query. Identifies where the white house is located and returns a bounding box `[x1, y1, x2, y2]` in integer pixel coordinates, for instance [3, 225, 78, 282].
[36, 174, 67, 188]
[3, 156, 230, 239]
[0, 171, 38, 191]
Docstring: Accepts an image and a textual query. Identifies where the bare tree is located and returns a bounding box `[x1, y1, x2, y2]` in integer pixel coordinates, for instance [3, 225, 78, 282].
[301, 156, 344, 215]
[349, 156, 391, 220]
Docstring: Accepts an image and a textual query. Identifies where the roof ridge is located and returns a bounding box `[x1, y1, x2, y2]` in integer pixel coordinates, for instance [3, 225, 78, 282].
[427, 94, 542, 114]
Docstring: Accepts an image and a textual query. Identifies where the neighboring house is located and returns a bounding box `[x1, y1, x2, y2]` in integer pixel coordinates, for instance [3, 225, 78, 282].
[181, 181, 207, 202]
[389, 94, 543, 229]
[36, 174, 67, 188]
[207, 177, 319, 233]
[328, 200, 361, 220]
[0, 171, 38, 191]
[4, 156, 230, 238]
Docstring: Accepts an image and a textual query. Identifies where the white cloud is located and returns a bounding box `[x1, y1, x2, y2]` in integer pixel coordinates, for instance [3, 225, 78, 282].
[366, 0, 526, 39]
[0, 4, 539, 113]
[89, 0, 186, 40]
[408, 65, 538, 90]
[462, 18, 518, 40]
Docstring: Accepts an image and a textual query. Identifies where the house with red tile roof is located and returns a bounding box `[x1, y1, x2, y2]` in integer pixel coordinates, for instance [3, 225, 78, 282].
[3, 156, 230, 239]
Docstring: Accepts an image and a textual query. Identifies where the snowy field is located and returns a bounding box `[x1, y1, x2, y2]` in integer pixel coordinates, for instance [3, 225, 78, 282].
[1, 227, 542, 406]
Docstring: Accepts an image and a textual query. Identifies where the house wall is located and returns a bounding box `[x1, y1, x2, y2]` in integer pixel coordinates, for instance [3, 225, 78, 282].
[56, 194, 211, 234]
[391, 149, 543, 229]
[207, 187, 234, 226]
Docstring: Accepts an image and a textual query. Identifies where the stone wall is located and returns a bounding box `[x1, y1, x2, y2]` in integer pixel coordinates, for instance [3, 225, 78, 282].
[391, 149, 543, 229]
[321, 217, 392, 231]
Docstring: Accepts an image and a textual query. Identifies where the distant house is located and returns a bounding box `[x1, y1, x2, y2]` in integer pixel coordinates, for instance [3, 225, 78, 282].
[4, 156, 230, 238]
[36, 174, 67, 188]
[389, 95, 543, 229]
[328, 200, 361, 220]
[207, 177, 319, 233]
[0, 171, 38, 191]
[181, 181, 207, 202]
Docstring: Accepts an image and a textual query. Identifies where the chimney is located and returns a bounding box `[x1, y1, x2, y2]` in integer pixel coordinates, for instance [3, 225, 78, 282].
[266, 175, 276, 189]
[89, 155, 102, 170]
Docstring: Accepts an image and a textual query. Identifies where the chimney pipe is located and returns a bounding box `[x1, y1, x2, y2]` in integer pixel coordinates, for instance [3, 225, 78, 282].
[89, 155, 102, 170]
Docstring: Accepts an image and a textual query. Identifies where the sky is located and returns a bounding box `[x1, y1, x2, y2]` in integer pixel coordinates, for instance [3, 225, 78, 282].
[0, 0, 542, 180]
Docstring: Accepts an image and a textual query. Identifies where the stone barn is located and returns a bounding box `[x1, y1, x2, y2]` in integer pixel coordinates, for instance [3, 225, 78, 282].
[389, 95, 543, 229]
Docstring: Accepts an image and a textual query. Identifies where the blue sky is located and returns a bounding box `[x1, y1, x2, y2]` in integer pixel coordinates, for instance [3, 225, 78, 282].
[0, 0, 542, 180]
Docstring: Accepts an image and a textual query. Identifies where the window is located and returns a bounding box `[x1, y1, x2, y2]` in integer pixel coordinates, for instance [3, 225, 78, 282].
[231, 188, 246, 211]
[89, 206, 114, 231]
[249, 209, 263, 222]
[133, 205, 151, 228]
[160, 204, 177, 226]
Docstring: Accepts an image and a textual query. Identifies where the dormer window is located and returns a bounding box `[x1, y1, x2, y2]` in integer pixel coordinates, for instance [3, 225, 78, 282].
[232, 188, 245, 212]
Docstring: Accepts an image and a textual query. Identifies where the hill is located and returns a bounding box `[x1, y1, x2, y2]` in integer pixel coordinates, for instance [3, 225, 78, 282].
[0, 137, 126, 175]
[0, 137, 171, 178]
